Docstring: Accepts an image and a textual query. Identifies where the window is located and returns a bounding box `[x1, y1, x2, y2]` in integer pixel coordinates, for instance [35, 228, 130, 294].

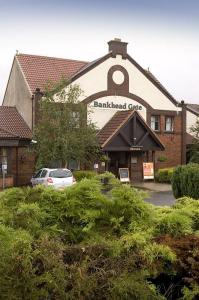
[49, 169, 72, 178]
[0, 148, 8, 174]
[151, 115, 160, 131]
[165, 116, 174, 132]
[33, 169, 43, 178]
[70, 111, 80, 128]
[40, 169, 48, 178]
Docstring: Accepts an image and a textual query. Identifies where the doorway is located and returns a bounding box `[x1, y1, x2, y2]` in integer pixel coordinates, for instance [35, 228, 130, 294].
[108, 151, 130, 178]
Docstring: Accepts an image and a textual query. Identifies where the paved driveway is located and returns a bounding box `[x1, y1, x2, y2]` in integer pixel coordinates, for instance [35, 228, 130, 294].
[144, 191, 175, 206]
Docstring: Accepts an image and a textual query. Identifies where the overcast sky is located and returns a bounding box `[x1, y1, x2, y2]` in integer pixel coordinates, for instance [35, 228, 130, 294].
[0, 0, 199, 104]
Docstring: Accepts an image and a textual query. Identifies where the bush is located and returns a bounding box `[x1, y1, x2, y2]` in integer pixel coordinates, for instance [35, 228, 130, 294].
[157, 155, 167, 162]
[155, 168, 174, 183]
[73, 170, 97, 181]
[95, 171, 121, 191]
[172, 163, 199, 199]
[2, 178, 199, 298]
[155, 211, 193, 237]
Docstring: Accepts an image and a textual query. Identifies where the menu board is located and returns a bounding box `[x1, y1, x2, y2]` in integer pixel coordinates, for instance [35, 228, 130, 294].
[119, 168, 130, 182]
[143, 162, 154, 180]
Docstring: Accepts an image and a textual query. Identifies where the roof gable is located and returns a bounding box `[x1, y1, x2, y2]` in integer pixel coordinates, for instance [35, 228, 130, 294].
[98, 110, 165, 151]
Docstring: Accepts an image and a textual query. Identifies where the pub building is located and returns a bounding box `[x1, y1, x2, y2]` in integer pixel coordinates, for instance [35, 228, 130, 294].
[1, 38, 198, 185]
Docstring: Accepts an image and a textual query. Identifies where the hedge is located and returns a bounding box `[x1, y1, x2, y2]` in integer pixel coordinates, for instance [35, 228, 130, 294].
[172, 163, 199, 199]
[155, 168, 174, 183]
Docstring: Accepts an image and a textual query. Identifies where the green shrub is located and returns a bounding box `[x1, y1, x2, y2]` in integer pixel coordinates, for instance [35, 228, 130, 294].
[73, 170, 97, 181]
[2, 178, 199, 298]
[95, 171, 121, 191]
[155, 168, 174, 183]
[157, 155, 167, 162]
[173, 197, 199, 231]
[172, 163, 199, 199]
[156, 211, 193, 237]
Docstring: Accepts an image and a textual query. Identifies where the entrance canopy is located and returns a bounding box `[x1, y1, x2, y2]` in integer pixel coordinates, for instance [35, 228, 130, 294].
[98, 110, 165, 152]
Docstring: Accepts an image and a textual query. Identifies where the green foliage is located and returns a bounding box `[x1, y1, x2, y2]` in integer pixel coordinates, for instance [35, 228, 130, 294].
[189, 119, 199, 163]
[183, 284, 199, 300]
[110, 272, 165, 300]
[2, 180, 199, 298]
[173, 197, 199, 231]
[73, 170, 97, 181]
[157, 155, 167, 162]
[155, 168, 174, 183]
[33, 80, 101, 169]
[172, 163, 199, 199]
[189, 143, 199, 163]
[155, 211, 193, 237]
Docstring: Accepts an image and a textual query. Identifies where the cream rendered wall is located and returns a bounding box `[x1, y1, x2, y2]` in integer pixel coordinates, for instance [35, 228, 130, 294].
[88, 96, 146, 129]
[73, 55, 180, 112]
[186, 110, 198, 134]
[72, 54, 181, 129]
[3, 58, 33, 129]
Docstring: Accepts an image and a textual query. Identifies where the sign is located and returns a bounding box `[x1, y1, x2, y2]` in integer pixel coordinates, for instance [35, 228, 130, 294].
[2, 164, 7, 173]
[143, 162, 154, 180]
[119, 168, 130, 182]
[94, 163, 99, 169]
[130, 146, 143, 151]
[92, 100, 142, 111]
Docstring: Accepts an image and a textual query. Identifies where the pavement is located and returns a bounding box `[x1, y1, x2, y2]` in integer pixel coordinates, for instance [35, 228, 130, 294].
[133, 181, 172, 192]
[132, 181, 175, 206]
[144, 191, 175, 206]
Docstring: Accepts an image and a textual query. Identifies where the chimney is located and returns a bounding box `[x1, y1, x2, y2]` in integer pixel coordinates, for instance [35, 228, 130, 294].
[108, 38, 128, 59]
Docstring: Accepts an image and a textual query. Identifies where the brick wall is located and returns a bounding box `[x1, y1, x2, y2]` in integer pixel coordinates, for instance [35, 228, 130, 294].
[0, 176, 14, 189]
[10, 147, 35, 186]
[155, 113, 182, 169]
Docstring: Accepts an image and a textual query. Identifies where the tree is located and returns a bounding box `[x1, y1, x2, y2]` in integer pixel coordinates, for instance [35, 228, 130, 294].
[189, 119, 199, 163]
[33, 79, 101, 169]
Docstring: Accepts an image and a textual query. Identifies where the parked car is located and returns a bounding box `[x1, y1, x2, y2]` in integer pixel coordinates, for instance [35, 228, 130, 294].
[31, 168, 76, 189]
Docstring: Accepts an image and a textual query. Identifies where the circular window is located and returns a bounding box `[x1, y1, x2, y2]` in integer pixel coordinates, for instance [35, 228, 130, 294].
[112, 70, 125, 85]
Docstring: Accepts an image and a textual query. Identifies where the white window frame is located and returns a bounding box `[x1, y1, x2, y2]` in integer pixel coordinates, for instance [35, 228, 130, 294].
[151, 115, 160, 131]
[165, 116, 174, 132]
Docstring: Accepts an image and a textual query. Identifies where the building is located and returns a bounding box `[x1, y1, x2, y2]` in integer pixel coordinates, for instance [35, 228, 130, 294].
[0, 106, 33, 186]
[1, 39, 199, 184]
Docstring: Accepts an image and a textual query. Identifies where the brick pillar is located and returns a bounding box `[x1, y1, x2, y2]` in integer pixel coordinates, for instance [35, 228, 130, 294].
[32, 88, 44, 130]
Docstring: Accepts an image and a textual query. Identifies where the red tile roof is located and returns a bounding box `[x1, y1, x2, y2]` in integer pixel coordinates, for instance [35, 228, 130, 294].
[98, 110, 134, 147]
[0, 107, 32, 139]
[16, 54, 89, 93]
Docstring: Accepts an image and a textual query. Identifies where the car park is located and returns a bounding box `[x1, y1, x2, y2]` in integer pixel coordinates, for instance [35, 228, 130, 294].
[31, 168, 76, 189]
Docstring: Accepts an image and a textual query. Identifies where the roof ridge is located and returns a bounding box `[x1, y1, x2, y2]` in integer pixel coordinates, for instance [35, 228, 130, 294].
[16, 53, 89, 64]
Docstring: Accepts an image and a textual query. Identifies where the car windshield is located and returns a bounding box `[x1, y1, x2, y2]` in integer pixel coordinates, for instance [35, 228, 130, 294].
[49, 169, 72, 178]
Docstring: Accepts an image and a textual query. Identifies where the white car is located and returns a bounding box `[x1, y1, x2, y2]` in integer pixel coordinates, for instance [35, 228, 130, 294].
[31, 168, 76, 189]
